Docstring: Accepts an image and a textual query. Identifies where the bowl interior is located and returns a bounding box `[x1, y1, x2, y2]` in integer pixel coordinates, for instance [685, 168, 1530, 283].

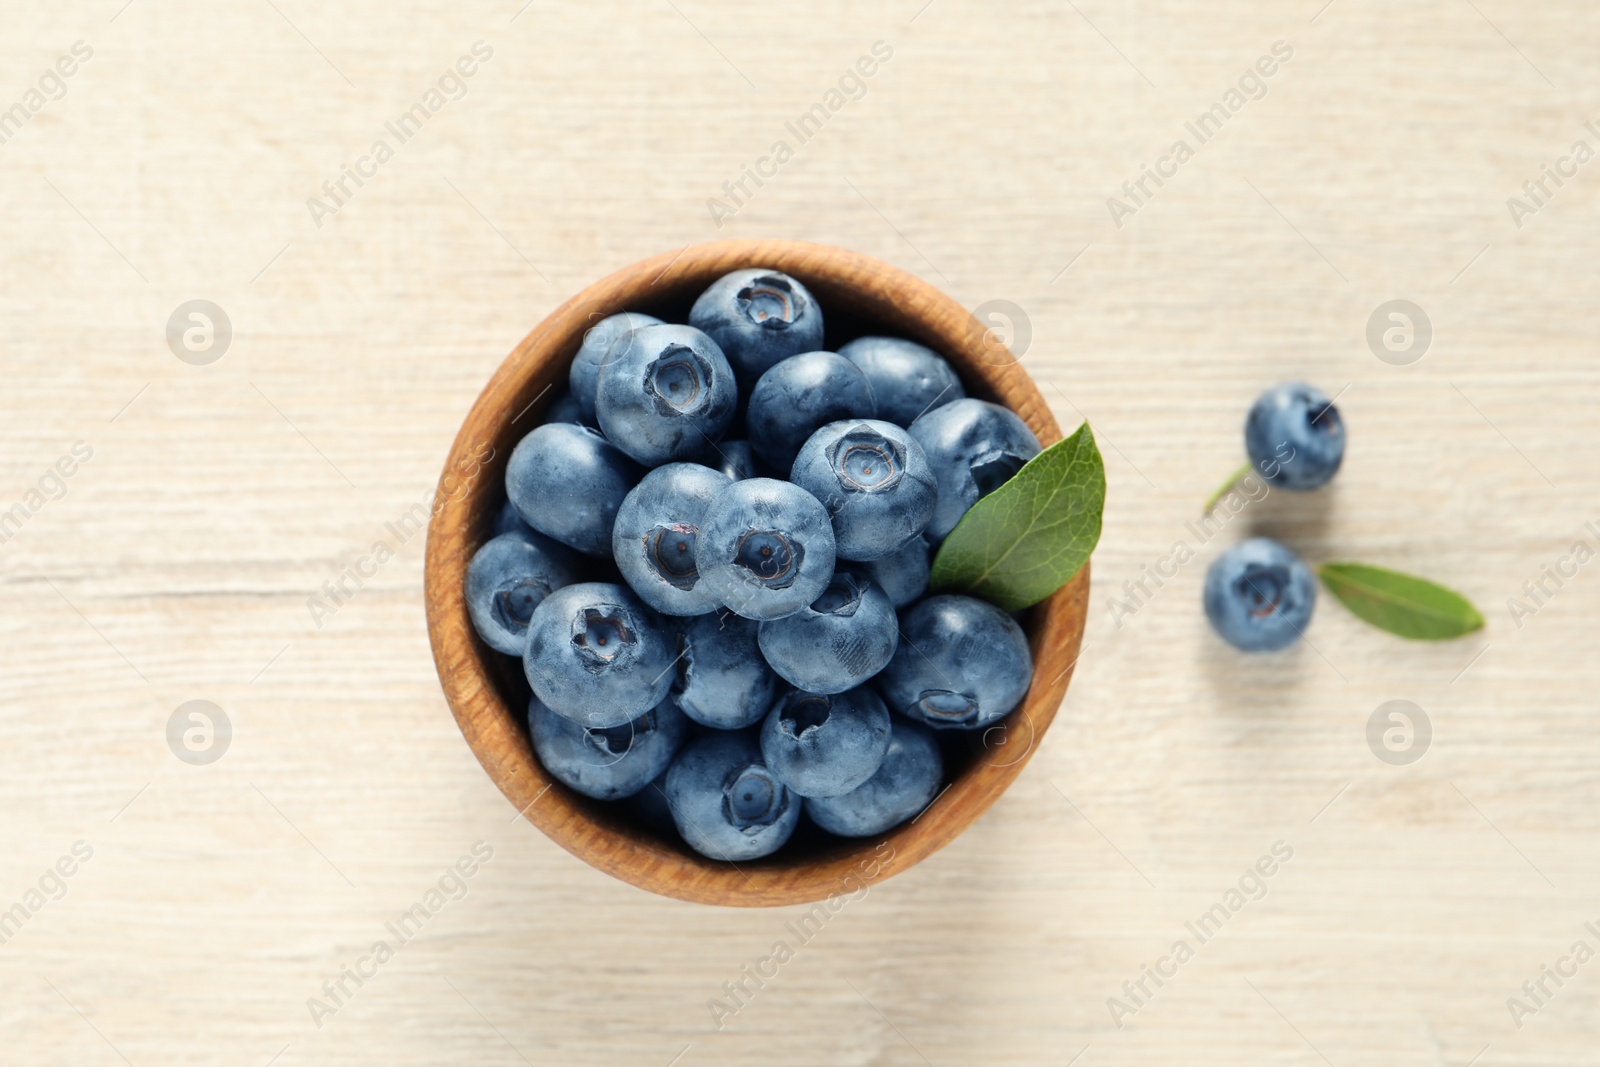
[426, 239, 1089, 906]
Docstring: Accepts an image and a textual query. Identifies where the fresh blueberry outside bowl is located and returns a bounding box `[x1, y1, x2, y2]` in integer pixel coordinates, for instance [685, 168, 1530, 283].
[423, 240, 1091, 906]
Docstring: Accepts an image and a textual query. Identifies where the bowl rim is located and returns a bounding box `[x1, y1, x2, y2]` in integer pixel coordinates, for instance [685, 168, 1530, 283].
[424, 238, 1090, 907]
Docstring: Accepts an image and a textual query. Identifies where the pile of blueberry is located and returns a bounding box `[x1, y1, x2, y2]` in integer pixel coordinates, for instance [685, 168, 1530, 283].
[466, 268, 1044, 861]
[1204, 382, 1344, 652]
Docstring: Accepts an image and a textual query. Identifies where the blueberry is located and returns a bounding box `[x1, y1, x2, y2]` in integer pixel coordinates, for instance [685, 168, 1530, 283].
[545, 386, 589, 426]
[523, 582, 676, 728]
[838, 336, 966, 427]
[506, 423, 642, 556]
[694, 478, 837, 621]
[597, 324, 737, 466]
[909, 399, 1041, 542]
[465, 532, 582, 655]
[569, 311, 663, 423]
[757, 569, 899, 694]
[528, 693, 687, 800]
[612, 463, 731, 616]
[758, 687, 891, 798]
[1202, 537, 1316, 652]
[790, 419, 937, 561]
[688, 268, 825, 383]
[746, 353, 877, 472]
[862, 535, 930, 608]
[713, 440, 760, 481]
[673, 612, 777, 729]
[804, 719, 943, 836]
[491, 496, 536, 540]
[665, 730, 800, 861]
[878, 594, 1032, 730]
[1245, 382, 1346, 490]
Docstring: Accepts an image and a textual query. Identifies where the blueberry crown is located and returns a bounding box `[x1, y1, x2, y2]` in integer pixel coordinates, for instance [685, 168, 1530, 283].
[646, 525, 700, 589]
[571, 607, 635, 666]
[646, 346, 712, 415]
[829, 429, 905, 493]
[733, 529, 802, 588]
[722, 765, 788, 829]
[737, 276, 803, 328]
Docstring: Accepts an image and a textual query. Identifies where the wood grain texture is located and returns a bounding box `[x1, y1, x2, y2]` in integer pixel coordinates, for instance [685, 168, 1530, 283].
[3, 1, 1600, 1064]
[424, 239, 1086, 906]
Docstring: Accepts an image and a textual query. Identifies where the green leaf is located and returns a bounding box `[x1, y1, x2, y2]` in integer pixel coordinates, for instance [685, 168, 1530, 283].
[1317, 562, 1485, 640]
[929, 422, 1106, 611]
[1203, 461, 1254, 515]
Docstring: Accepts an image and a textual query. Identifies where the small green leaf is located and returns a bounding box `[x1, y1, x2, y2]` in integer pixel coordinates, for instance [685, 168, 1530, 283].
[1203, 461, 1254, 515]
[929, 422, 1105, 611]
[1317, 562, 1485, 640]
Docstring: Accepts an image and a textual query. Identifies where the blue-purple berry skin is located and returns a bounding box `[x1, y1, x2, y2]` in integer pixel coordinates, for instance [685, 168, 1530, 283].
[611, 462, 731, 616]
[1244, 382, 1345, 491]
[758, 686, 891, 798]
[714, 440, 760, 481]
[805, 719, 943, 836]
[756, 569, 898, 695]
[523, 582, 675, 728]
[862, 535, 931, 609]
[1202, 537, 1316, 652]
[596, 324, 737, 466]
[877, 594, 1032, 730]
[838, 336, 965, 427]
[688, 268, 825, 384]
[507, 423, 642, 557]
[790, 419, 936, 561]
[746, 352, 877, 472]
[909, 399, 1041, 542]
[492, 496, 536, 540]
[466, 531, 582, 655]
[545, 386, 589, 427]
[694, 478, 838, 621]
[665, 730, 800, 861]
[569, 312, 663, 423]
[673, 612, 777, 730]
[528, 693, 687, 800]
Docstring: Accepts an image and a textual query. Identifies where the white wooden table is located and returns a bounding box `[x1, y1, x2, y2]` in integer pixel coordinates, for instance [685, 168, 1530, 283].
[2, 1, 1597, 1063]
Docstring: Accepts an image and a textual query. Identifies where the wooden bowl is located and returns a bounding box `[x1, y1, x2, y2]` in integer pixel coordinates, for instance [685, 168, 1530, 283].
[424, 239, 1090, 906]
